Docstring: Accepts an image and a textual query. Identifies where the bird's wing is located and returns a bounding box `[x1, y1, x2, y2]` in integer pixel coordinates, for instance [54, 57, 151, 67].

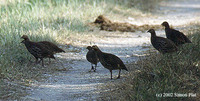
[156, 37, 176, 51]
[102, 53, 121, 67]
[171, 29, 187, 43]
[86, 50, 97, 62]
[33, 42, 53, 55]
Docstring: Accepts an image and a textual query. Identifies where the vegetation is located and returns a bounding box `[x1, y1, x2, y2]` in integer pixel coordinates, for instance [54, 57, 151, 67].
[0, 0, 162, 99]
[2, 0, 197, 100]
[100, 26, 200, 101]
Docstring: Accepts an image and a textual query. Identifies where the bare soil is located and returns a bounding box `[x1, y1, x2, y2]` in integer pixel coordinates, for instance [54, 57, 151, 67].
[91, 15, 161, 32]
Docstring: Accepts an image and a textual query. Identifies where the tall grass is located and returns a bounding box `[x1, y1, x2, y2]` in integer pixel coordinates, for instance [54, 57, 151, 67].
[0, 0, 162, 99]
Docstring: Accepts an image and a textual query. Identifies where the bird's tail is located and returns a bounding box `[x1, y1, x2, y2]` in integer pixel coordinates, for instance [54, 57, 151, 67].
[58, 48, 65, 53]
[50, 54, 56, 59]
[186, 39, 192, 43]
[122, 64, 128, 71]
[123, 67, 128, 71]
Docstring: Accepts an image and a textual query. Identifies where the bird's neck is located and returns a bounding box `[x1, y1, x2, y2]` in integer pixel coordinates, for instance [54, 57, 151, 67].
[151, 32, 156, 37]
[24, 40, 32, 47]
[151, 34, 158, 46]
[24, 38, 30, 41]
[165, 25, 170, 29]
[95, 49, 103, 58]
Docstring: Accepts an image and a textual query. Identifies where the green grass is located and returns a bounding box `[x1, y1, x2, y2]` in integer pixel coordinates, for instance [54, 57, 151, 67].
[0, 0, 162, 100]
[100, 25, 200, 101]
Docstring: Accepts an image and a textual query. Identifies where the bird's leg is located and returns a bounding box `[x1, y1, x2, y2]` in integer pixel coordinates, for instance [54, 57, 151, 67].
[49, 58, 51, 64]
[117, 69, 121, 79]
[41, 58, 44, 67]
[91, 65, 94, 70]
[35, 58, 38, 64]
[94, 64, 97, 72]
[37, 59, 42, 64]
[110, 70, 112, 79]
[89, 64, 94, 72]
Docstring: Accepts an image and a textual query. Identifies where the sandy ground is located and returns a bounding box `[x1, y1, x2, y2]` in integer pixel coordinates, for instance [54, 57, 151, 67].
[22, 0, 200, 100]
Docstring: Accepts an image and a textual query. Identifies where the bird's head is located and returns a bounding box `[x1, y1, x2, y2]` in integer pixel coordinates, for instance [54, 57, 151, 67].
[92, 45, 100, 51]
[21, 35, 29, 41]
[21, 40, 25, 44]
[86, 46, 92, 50]
[161, 21, 170, 28]
[147, 29, 155, 33]
[147, 29, 156, 36]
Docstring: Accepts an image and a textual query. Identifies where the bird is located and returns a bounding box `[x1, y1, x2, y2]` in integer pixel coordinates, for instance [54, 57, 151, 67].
[147, 29, 178, 54]
[21, 35, 65, 63]
[86, 46, 99, 72]
[92, 45, 128, 79]
[161, 21, 192, 46]
[38, 41, 65, 63]
[21, 35, 55, 66]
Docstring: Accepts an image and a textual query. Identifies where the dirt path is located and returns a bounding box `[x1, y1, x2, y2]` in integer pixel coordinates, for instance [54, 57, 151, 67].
[22, 31, 148, 100]
[22, 0, 200, 100]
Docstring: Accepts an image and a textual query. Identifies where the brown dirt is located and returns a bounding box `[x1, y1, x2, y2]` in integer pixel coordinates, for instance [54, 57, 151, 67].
[91, 15, 162, 32]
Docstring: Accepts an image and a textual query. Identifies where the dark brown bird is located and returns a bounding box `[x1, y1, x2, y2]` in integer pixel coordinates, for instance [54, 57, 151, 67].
[148, 29, 178, 54]
[92, 45, 128, 79]
[86, 46, 99, 72]
[21, 35, 65, 63]
[21, 35, 55, 66]
[161, 21, 192, 46]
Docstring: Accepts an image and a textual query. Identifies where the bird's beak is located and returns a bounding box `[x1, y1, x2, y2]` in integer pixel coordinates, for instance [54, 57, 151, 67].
[21, 40, 24, 43]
